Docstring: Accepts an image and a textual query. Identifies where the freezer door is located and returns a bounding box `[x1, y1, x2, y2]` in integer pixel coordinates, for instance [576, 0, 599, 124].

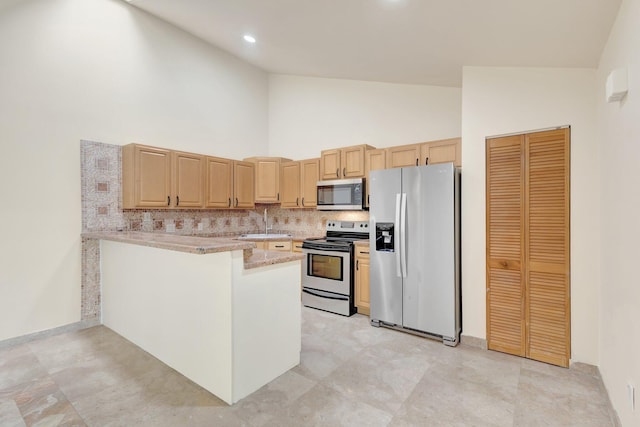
[402, 164, 457, 338]
[369, 168, 403, 326]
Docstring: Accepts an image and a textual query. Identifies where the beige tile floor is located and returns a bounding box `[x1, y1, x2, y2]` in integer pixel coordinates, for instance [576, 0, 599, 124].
[0, 306, 616, 426]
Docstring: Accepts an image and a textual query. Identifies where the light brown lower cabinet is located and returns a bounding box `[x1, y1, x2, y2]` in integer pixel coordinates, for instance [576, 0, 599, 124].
[253, 241, 292, 251]
[292, 240, 304, 253]
[486, 127, 570, 367]
[268, 241, 292, 251]
[355, 243, 371, 316]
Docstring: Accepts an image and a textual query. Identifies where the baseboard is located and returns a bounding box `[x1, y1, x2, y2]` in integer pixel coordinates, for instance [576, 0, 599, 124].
[0, 318, 101, 350]
[590, 366, 623, 427]
[460, 334, 487, 350]
[570, 361, 600, 376]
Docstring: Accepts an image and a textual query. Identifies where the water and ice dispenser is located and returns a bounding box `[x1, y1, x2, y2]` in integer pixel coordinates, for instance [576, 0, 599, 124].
[375, 223, 395, 252]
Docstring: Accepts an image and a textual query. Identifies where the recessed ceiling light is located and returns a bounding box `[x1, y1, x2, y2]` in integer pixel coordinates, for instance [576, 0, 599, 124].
[243, 34, 256, 44]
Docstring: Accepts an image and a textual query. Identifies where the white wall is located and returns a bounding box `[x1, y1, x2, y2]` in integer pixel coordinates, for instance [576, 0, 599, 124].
[596, 0, 640, 425]
[461, 67, 600, 365]
[0, 0, 268, 341]
[268, 75, 461, 159]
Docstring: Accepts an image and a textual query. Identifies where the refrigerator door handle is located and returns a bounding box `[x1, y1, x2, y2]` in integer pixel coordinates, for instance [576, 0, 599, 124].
[400, 192, 407, 278]
[395, 193, 402, 277]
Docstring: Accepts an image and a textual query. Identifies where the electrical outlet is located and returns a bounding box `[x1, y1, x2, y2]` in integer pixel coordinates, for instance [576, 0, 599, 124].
[628, 383, 635, 411]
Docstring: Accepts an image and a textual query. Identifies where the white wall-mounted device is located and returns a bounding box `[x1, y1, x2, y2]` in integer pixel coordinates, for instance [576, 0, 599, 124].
[606, 68, 628, 103]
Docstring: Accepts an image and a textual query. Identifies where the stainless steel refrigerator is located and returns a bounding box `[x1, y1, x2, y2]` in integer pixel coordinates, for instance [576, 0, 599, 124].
[369, 163, 461, 346]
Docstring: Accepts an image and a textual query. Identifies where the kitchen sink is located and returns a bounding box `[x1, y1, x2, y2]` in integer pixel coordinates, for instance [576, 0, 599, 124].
[238, 233, 292, 239]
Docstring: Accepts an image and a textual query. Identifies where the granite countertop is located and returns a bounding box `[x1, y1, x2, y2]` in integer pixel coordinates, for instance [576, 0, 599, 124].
[244, 249, 304, 269]
[82, 231, 253, 254]
[194, 232, 324, 242]
[82, 231, 304, 269]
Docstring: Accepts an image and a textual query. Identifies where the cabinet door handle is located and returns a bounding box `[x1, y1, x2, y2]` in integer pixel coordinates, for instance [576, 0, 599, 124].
[296, 197, 299, 206]
[343, 167, 346, 177]
[176, 196, 180, 206]
[356, 259, 359, 270]
[301, 197, 305, 206]
[167, 196, 170, 206]
[425, 157, 429, 165]
[416, 158, 418, 166]
[235, 197, 238, 207]
[336, 168, 339, 178]
[367, 194, 370, 205]
[228, 197, 231, 207]
[277, 192, 280, 201]
[361, 251, 369, 254]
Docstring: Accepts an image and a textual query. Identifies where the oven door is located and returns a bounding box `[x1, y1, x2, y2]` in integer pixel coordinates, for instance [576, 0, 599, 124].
[302, 248, 351, 295]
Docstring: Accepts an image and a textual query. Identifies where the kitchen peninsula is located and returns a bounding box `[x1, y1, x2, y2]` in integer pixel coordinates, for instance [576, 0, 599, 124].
[82, 231, 303, 405]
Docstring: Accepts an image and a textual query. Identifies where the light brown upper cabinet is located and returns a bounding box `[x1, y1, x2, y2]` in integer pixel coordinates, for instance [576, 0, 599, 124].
[486, 127, 570, 368]
[244, 157, 291, 203]
[421, 137, 461, 167]
[205, 156, 255, 209]
[233, 160, 255, 209]
[280, 158, 320, 209]
[386, 143, 421, 168]
[173, 151, 205, 208]
[300, 158, 320, 208]
[280, 161, 301, 208]
[365, 149, 386, 207]
[204, 156, 233, 209]
[320, 144, 375, 180]
[122, 144, 203, 209]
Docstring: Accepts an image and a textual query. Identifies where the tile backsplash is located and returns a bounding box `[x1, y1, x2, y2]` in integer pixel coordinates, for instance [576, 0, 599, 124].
[80, 140, 369, 320]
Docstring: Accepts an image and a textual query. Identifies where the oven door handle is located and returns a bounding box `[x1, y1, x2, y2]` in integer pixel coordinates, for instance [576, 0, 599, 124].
[302, 289, 349, 301]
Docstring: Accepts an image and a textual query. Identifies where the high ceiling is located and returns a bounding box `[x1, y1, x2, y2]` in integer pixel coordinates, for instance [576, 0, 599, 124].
[129, 0, 621, 87]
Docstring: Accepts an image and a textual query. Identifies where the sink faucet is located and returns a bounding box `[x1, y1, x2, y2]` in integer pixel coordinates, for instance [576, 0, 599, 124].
[264, 208, 273, 234]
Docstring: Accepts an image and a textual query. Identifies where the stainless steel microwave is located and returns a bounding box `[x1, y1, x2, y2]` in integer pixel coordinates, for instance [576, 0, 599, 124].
[316, 178, 366, 211]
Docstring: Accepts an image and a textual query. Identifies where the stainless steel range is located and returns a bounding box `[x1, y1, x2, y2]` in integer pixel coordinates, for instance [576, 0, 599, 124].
[301, 220, 369, 316]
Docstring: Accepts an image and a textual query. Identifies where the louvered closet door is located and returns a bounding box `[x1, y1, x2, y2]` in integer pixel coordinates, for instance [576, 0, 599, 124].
[525, 129, 570, 367]
[486, 135, 526, 357]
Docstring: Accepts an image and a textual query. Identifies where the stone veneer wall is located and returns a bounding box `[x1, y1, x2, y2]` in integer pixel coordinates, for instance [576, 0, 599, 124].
[80, 140, 369, 320]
